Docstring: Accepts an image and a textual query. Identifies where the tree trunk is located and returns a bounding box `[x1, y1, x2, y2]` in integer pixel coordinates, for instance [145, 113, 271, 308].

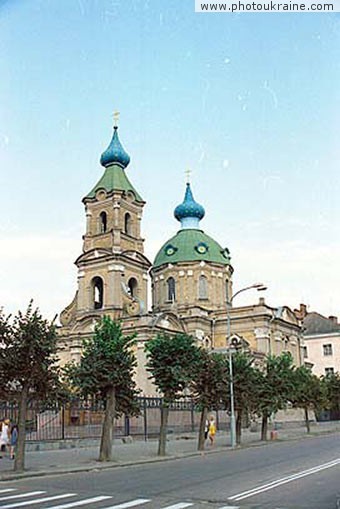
[198, 407, 208, 451]
[304, 407, 310, 434]
[236, 410, 242, 445]
[99, 386, 115, 461]
[261, 411, 268, 441]
[158, 400, 169, 456]
[14, 384, 28, 472]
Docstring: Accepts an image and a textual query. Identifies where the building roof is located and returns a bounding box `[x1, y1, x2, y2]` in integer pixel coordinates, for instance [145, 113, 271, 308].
[100, 126, 130, 168]
[84, 163, 143, 202]
[153, 228, 231, 269]
[304, 312, 340, 335]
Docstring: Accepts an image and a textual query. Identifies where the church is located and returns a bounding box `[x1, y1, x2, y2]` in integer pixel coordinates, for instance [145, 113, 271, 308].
[58, 119, 303, 394]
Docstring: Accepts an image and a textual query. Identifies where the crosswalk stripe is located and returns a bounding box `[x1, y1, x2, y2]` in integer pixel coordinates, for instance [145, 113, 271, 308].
[0, 491, 46, 501]
[0, 493, 77, 508]
[0, 491, 16, 495]
[44, 496, 113, 509]
[160, 504, 194, 509]
[102, 500, 151, 509]
[218, 506, 240, 509]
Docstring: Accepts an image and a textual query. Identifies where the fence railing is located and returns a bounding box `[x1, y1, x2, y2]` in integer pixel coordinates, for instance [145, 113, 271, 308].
[0, 398, 229, 442]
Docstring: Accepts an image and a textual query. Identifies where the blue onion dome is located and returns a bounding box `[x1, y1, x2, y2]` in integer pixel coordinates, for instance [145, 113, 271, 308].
[174, 183, 205, 229]
[100, 126, 130, 168]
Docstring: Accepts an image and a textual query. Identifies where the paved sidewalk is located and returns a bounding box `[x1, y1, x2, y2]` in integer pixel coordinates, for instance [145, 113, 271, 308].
[0, 421, 339, 481]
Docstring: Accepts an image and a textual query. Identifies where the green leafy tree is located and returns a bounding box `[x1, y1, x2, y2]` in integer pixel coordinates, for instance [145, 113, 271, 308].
[0, 302, 61, 472]
[231, 351, 257, 445]
[66, 317, 139, 461]
[254, 353, 296, 440]
[321, 372, 340, 419]
[291, 365, 325, 433]
[190, 350, 229, 451]
[145, 333, 200, 456]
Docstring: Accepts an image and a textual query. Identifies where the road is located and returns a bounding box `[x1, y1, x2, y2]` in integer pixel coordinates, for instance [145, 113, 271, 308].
[0, 434, 339, 509]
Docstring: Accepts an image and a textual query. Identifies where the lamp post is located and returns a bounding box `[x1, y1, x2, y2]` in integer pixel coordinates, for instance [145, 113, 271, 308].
[227, 283, 267, 449]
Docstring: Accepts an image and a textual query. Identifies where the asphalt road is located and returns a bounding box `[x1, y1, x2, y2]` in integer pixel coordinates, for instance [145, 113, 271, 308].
[1, 434, 339, 509]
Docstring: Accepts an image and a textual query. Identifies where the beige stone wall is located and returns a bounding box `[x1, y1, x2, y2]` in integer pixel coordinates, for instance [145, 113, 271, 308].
[304, 333, 340, 376]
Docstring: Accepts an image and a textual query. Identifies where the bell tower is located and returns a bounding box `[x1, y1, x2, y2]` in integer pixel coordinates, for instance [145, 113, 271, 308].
[60, 115, 151, 328]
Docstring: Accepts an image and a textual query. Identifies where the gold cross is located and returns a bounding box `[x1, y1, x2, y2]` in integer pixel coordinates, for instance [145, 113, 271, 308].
[185, 168, 192, 183]
[113, 110, 120, 127]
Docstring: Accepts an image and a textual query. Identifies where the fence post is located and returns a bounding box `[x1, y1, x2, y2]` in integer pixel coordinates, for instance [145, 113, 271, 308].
[61, 406, 65, 440]
[143, 398, 148, 442]
[190, 400, 195, 432]
[124, 414, 130, 436]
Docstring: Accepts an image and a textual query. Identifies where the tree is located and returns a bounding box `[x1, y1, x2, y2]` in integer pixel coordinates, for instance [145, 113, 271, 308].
[0, 302, 61, 472]
[254, 353, 296, 441]
[231, 351, 257, 445]
[291, 365, 325, 433]
[66, 316, 139, 461]
[321, 372, 340, 420]
[145, 333, 200, 456]
[190, 350, 229, 451]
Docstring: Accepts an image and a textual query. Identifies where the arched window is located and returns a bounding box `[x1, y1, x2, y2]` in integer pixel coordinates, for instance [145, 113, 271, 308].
[198, 275, 208, 299]
[124, 213, 132, 235]
[99, 212, 107, 233]
[92, 277, 104, 309]
[167, 277, 176, 302]
[128, 277, 138, 298]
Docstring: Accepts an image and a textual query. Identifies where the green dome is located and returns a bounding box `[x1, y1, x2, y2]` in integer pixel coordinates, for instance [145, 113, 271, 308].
[153, 229, 231, 269]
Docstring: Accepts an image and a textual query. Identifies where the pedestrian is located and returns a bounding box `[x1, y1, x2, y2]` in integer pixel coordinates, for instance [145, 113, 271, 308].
[204, 418, 209, 441]
[208, 415, 216, 447]
[0, 418, 10, 457]
[9, 424, 18, 460]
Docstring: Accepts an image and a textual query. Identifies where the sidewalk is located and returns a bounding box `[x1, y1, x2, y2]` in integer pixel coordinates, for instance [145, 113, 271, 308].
[1, 421, 339, 481]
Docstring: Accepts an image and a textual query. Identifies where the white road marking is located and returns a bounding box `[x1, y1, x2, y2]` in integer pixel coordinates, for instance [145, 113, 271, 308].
[229, 458, 340, 501]
[0, 493, 77, 508]
[102, 500, 150, 509]
[160, 504, 194, 509]
[0, 490, 16, 494]
[45, 496, 113, 509]
[0, 491, 46, 501]
[218, 506, 240, 509]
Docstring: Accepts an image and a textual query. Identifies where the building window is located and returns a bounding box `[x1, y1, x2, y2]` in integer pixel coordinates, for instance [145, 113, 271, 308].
[124, 213, 132, 235]
[303, 346, 308, 359]
[325, 367, 334, 375]
[323, 344, 333, 356]
[167, 277, 176, 302]
[198, 275, 208, 299]
[99, 212, 107, 233]
[92, 277, 104, 309]
[128, 277, 138, 298]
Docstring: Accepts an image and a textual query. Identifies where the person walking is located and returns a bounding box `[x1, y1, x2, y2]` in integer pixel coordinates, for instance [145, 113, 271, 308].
[0, 418, 10, 457]
[208, 415, 216, 447]
[9, 424, 18, 460]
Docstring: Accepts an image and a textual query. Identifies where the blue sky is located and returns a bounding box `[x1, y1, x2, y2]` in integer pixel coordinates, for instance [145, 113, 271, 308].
[1, 0, 340, 318]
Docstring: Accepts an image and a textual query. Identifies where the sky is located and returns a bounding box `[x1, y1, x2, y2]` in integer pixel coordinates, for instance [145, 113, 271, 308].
[0, 0, 340, 320]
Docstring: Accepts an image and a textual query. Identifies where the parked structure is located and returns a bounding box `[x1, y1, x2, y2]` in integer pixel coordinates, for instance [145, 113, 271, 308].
[58, 120, 303, 393]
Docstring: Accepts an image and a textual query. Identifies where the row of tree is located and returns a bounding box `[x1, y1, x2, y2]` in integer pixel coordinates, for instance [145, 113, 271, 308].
[1, 304, 340, 472]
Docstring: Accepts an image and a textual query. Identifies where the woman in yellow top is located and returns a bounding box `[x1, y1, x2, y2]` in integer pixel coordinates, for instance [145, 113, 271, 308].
[208, 415, 216, 446]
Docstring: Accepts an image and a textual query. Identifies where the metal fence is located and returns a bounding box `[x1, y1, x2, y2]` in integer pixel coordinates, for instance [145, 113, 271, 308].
[0, 398, 229, 442]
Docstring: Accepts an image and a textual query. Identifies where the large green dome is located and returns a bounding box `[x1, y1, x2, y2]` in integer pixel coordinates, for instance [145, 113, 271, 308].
[153, 229, 231, 269]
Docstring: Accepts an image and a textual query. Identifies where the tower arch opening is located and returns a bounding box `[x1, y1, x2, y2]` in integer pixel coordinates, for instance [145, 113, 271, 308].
[128, 277, 138, 298]
[124, 212, 132, 236]
[92, 276, 104, 309]
[99, 211, 107, 233]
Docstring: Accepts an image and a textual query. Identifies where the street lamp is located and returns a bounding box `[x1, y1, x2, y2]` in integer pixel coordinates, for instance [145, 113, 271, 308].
[227, 283, 267, 449]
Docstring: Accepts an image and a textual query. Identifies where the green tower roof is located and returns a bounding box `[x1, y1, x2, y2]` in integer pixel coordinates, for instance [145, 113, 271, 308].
[153, 229, 231, 269]
[84, 163, 143, 202]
